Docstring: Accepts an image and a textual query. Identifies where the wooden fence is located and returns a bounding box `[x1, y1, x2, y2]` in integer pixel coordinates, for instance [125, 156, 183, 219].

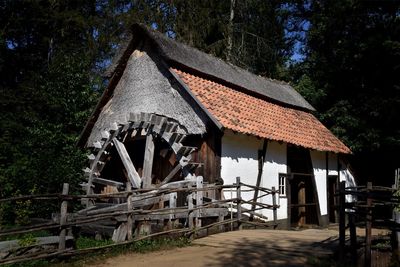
[0, 177, 279, 265]
[337, 181, 400, 267]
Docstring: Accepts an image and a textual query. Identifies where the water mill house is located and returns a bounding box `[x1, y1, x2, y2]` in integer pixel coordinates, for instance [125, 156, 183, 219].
[78, 24, 356, 230]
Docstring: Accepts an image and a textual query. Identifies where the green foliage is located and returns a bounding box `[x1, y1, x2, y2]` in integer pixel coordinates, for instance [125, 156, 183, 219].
[76, 236, 114, 249]
[0, 1, 100, 224]
[17, 234, 37, 247]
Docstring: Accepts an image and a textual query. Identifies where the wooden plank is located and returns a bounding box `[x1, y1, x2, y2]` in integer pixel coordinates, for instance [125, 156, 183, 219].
[196, 176, 203, 228]
[142, 134, 155, 188]
[92, 177, 124, 189]
[160, 164, 182, 186]
[169, 192, 177, 221]
[158, 179, 197, 189]
[188, 193, 194, 230]
[0, 236, 74, 253]
[86, 203, 127, 215]
[112, 223, 127, 243]
[132, 207, 228, 221]
[126, 182, 133, 240]
[113, 138, 141, 188]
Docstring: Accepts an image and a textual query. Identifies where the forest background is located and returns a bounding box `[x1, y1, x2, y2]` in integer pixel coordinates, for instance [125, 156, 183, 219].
[0, 0, 399, 224]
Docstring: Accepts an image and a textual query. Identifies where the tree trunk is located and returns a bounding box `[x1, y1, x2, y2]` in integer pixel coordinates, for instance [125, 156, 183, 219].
[226, 0, 236, 62]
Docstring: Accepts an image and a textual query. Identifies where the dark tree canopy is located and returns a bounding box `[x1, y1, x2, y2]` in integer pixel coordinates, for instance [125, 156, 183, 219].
[292, 0, 400, 183]
[0, 0, 399, 223]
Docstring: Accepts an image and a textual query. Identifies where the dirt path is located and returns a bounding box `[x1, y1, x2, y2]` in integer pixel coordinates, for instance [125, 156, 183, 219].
[89, 229, 340, 267]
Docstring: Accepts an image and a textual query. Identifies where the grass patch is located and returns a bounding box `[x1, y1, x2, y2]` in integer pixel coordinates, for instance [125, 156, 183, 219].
[75, 236, 113, 249]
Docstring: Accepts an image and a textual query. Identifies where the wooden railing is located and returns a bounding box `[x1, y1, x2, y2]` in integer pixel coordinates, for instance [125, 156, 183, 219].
[0, 176, 279, 265]
[337, 181, 400, 267]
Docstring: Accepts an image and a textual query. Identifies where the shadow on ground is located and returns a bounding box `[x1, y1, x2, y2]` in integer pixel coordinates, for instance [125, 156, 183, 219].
[207, 235, 339, 267]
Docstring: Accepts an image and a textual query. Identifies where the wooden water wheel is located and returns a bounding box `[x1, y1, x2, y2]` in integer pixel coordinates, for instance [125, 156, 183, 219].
[82, 112, 199, 202]
[78, 113, 202, 239]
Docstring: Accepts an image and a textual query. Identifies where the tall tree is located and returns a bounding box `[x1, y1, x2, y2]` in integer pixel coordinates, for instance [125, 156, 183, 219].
[296, 0, 400, 183]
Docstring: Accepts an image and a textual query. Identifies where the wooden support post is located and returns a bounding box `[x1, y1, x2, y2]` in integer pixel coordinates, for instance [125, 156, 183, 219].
[218, 214, 225, 232]
[365, 182, 372, 267]
[188, 192, 194, 230]
[272, 186, 277, 229]
[113, 138, 141, 188]
[126, 182, 133, 241]
[287, 177, 292, 229]
[236, 177, 242, 230]
[250, 141, 268, 221]
[142, 134, 155, 188]
[59, 183, 69, 251]
[168, 192, 177, 229]
[339, 181, 346, 262]
[349, 212, 357, 264]
[195, 176, 203, 228]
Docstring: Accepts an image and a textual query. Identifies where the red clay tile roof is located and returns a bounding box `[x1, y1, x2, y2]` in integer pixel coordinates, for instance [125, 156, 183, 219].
[172, 68, 351, 154]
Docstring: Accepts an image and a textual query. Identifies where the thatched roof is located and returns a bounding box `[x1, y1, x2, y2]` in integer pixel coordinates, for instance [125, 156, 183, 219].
[84, 41, 208, 147]
[105, 24, 315, 112]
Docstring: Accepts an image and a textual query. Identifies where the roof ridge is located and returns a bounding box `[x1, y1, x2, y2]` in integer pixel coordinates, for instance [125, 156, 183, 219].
[132, 23, 315, 111]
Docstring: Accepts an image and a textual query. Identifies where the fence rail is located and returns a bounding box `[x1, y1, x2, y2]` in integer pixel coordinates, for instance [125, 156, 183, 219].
[0, 176, 279, 265]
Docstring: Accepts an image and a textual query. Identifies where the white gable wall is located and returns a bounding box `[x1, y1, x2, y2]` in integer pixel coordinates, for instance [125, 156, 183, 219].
[221, 131, 287, 221]
[221, 132, 262, 215]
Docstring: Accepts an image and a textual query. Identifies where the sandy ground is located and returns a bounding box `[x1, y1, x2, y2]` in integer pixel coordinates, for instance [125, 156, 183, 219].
[88, 229, 341, 267]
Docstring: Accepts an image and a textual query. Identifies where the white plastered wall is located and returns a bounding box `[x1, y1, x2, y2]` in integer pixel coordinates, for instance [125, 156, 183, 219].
[221, 131, 287, 221]
[339, 161, 357, 202]
[310, 151, 328, 216]
[261, 141, 287, 220]
[310, 151, 357, 216]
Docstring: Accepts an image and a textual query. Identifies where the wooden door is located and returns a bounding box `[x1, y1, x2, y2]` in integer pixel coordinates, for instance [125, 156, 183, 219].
[328, 175, 338, 223]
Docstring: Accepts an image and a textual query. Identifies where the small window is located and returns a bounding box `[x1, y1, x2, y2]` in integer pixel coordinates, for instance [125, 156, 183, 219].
[279, 174, 287, 197]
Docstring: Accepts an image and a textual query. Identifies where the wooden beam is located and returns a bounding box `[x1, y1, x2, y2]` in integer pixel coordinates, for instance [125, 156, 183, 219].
[142, 134, 155, 188]
[113, 138, 141, 189]
[92, 177, 124, 189]
[160, 164, 182, 186]
[250, 140, 268, 221]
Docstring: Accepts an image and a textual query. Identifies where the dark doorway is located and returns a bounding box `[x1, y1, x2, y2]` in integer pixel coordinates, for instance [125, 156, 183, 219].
[287, 145, 319, 227]
[328, 175, 339, 223]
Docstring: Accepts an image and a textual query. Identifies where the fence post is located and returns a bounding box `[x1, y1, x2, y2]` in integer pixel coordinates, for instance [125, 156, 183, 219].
[339, 181, 346, 262]
[195, 176, 203, 228]
[59, 183, 69, 251]
[236, 177, 242, 230]
[188, 192, 194, 231]
[365, 182, 372, 267]
[272, 186, 278, 229]
[349, 211, 357, 264]
[126, 182, 133, 241]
